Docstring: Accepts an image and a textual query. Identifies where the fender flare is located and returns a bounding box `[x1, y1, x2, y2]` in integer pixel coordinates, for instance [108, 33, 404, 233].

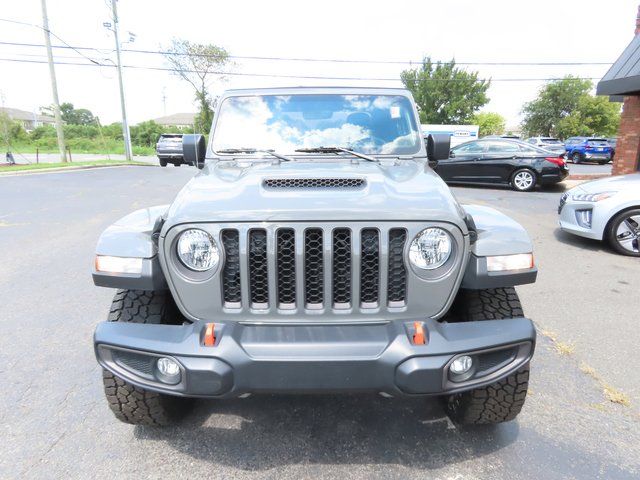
[93, 205, 169, 290]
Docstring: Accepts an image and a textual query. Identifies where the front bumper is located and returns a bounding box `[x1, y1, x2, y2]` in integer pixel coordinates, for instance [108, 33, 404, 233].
[94, 317, 535, 398]
[558, 194, 602, 240]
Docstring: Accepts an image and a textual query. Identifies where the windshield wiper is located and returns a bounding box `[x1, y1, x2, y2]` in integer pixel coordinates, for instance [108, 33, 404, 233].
[294, 147, 378, 163]
[217, 148, 293, 162]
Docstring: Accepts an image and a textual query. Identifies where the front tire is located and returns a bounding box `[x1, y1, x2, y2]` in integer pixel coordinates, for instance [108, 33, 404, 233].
[101, 290, 193, 426]
[607, 208, 640, 256]
[510, 169, 536, 192]
[442, 287, 530, 424]
[159, 158, 168, 167]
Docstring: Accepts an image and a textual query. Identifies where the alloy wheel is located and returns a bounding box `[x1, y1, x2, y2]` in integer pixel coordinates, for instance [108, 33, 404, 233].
[615, 215, 640, 254]
[513, 171, 534, 191]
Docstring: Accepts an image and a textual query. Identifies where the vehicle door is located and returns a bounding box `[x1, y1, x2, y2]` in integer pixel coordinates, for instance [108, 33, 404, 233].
[476, 140, 522, 184]
[435, 141, 485, 182]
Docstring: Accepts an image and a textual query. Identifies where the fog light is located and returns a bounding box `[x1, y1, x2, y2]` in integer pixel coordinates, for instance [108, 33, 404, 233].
[450, 355, 473, 375]
[156, 357, 181, 384]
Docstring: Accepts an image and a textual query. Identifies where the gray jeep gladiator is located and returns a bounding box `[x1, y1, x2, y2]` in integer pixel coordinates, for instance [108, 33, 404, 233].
[92, 87, 537, 426]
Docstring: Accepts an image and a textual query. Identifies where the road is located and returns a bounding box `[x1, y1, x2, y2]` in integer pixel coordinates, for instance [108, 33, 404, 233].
[1, 166, 638, 479]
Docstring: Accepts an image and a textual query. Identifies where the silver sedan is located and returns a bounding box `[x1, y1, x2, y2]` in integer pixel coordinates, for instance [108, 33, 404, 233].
[558, 173, 640, 256]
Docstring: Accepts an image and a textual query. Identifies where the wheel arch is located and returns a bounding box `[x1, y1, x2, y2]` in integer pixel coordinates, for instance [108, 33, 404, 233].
[603, 204, 640, 239]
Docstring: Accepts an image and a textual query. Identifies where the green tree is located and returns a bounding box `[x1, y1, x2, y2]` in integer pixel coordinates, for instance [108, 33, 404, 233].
[401, 58, 490, 124]
[521, 76, 592, 137]
[471, 112, 505, 137]
[130, 120, 165, 147]
[555, 95, 620, 138]
[41, 102, 96, 125]
[164, 39, 230, 133]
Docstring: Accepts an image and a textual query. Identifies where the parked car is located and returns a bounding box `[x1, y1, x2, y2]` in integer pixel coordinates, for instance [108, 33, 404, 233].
[608, 137, 618, 161]
[559, 173, 640, 256]
[525, 137, 566, 155]
[484, 134, 521, 140]
[156, 133, 186, 167]
[564, 137, 612, 164]
[92, 87, 538, 427]
[435, 138, 569, 191]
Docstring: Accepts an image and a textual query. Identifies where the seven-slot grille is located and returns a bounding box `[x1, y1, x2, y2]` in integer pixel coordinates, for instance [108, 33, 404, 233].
[220, 226, 408, 312]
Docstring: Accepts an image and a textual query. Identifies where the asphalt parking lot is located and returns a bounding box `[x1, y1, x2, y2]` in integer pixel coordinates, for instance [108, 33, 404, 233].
[1, 166, 639, 479]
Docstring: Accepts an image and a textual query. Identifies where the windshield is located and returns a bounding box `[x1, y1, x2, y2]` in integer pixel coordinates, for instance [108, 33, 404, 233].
[211, 94, 421, 156]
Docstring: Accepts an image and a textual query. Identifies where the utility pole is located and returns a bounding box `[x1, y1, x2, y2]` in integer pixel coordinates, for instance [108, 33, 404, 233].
[110, 0, 133, 161]
[40, 0, 67, 162]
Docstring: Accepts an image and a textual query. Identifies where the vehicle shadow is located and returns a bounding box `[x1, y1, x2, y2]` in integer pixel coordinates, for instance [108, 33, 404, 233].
[134, 395, 518, 471]
[449, 183, 570, 194]
[553, 227, 610, 253]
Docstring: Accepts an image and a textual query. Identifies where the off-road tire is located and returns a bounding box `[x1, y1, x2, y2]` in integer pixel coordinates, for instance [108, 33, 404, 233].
[102, 289, 192, 426]
[159, 158, 168, 167]
[442, 287, 530, 424]
[451, 287, 524, 321]
[173, 161, 181, 167]
[572, 152, 582, 164]
[443, 365, 530, 425]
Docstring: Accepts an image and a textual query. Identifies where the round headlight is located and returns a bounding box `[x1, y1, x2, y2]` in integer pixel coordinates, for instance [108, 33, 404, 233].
[409, 228, 452, 270]
[177, 229, 219, 271]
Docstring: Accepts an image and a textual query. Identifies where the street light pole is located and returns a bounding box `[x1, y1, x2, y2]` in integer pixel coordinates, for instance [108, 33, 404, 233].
[110, 0, 132, 162]
[40, 0, 67, 163]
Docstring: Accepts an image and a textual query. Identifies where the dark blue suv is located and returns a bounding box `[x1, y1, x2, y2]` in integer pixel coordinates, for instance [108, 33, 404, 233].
[564, 137, 612, 164]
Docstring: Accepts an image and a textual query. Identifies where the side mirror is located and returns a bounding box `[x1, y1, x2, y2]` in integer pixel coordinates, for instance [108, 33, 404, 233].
[182, 134, 206, 169]
[426, 133, 451, 162]
[449, 150, 455, 158]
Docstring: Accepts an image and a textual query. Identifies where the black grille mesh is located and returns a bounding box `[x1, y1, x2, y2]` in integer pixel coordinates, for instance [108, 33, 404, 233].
[112, 350, 154, 377]
[217, 226, 408, 311]
[387, 229, 407, 304]
[264, 178, 365, 189]
[332, 229, 352, 306]
[304, 228, 324, 305]
[360, 229, 380, 305]
[276, 228, 296, 306]
[221, 230, 241, 305]
[248, 229, 269, 306]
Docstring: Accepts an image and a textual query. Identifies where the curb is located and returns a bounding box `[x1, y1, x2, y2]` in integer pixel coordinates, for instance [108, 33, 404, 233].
[566, 173, 610, 181]
[0, 163, 156, 176]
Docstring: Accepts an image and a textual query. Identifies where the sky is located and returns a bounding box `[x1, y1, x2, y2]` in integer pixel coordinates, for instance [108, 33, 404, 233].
[0, 0, 637, 128]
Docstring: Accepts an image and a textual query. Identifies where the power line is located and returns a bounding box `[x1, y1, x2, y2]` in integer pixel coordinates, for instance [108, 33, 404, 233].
[0, 20, 102, 65]
[0, 39, 614, 67]
[0, 56, 604, 82]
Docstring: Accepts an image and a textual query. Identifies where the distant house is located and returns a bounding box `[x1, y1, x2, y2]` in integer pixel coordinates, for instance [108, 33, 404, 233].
[152, 112, 196, 129]
[0, 107, 57, 131]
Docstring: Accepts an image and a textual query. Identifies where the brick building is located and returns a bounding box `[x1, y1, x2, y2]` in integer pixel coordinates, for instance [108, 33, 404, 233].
[597, 6, 640, 175]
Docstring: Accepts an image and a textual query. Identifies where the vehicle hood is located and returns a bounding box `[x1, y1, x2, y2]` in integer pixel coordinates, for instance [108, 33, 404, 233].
[164, 159, 467, 230]
[573, 173, 640, 193]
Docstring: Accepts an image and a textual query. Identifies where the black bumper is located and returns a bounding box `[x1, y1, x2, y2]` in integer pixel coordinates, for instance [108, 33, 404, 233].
[95, 318, 535, 398]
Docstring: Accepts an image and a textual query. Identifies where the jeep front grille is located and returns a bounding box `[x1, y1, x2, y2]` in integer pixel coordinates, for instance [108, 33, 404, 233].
[219, 225, 408, 312]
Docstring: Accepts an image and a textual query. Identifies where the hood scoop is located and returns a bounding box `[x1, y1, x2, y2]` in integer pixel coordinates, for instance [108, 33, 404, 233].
[263, 178, 366, 189]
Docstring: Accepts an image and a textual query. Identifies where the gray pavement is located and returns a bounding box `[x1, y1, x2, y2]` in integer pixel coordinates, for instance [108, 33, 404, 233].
[1, 166, 638, 479]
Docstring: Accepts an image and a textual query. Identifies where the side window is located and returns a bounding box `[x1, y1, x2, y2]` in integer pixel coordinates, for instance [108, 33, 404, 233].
[452, 142, 484, 154]
[519, 144, 542, 155]
[527, 138, 536, 144]
[483, 141, 520, 154]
